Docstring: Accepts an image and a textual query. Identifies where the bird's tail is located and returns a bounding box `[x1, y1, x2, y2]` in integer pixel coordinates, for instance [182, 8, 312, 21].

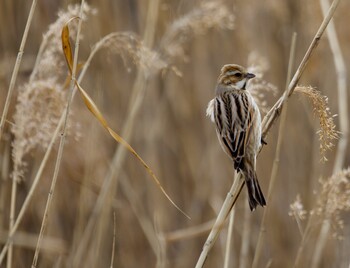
[241, 164, 266, 211]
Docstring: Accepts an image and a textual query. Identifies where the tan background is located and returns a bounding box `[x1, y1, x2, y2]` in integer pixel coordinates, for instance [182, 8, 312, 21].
[0, 0, 349, 267]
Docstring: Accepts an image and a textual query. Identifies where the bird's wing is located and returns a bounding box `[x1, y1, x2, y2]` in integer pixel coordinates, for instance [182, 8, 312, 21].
[206, 98, 215, 122]
[214, 91, 255, 169]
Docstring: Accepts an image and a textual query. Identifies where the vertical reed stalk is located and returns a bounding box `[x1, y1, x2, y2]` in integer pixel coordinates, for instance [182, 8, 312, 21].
[109, 212, 116, 268]
[6, 176, 17, 268]
[238, 195, 252, 268]
[252, 32, 297, 268]
[293, 213, 315, 267]
[0, 112, 64, 265]
[319, 0, 348, 174]
[1, 2, 38, 267]
[223, 172, 238, 268]
[31, 1, 85, 267]
[0, 15, 110, 264]
[223, 204, 236, 268]
[310, 1, 347, 266]
[73, 0, 161, 265]
[0, 0, 37, 140]
[311, 219, 331, 268]
[0, 4, 114, 266]
[0, 140, 10, 228]
[0, 31, 127, 264]
[119, 172, 159, 254]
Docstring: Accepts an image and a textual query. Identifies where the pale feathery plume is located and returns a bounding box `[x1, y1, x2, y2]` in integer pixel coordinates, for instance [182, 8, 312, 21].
[11, 4, 97, 181]
[247, 52, 277, 114]
[296, 85, 339, 161]
[160, 1, 234, 61]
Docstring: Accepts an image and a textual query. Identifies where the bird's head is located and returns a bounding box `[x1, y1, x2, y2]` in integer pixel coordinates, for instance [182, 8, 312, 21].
[217, 64, 255, 90]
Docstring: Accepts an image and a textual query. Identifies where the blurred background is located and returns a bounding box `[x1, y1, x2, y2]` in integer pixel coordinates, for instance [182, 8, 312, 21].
[0, 0, 349, 267]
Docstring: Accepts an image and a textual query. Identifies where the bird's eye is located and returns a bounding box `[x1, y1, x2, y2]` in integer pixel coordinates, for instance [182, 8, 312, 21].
[234, 72, 242, 77]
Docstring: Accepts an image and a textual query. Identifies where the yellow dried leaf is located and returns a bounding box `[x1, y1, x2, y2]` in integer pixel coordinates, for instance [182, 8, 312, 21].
[61, 24, 73, 73]
[106, 128, 189, 218]
[75, 83, 190, 219]
[76, 83, 108, 128]
[61, 19, 190, 219]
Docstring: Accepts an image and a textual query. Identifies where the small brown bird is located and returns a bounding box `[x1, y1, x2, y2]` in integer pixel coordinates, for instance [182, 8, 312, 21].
[207, 64, 266, 210]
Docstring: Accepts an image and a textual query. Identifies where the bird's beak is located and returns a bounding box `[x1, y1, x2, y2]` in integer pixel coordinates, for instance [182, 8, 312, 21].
[246, 73, 256, 79]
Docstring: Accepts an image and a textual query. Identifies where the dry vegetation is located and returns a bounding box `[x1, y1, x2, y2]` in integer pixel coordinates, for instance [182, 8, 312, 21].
[0, 0, 349, 267]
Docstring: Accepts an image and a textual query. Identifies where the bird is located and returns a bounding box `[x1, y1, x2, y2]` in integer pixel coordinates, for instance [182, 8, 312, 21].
[206, 64, 266, 211]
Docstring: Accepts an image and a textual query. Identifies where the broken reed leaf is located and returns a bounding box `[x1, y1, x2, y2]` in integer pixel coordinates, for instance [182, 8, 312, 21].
[62, 24, 73, 73]
[30, 4, 96, 83]
[62, 17, 81, 74]
[10, 6, 93, 183]
[75, 83, 190, 219]
[75, 83, 108, 128]
[61, 20, 190, 219]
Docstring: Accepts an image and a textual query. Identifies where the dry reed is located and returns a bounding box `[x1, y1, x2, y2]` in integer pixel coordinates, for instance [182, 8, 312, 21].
[0, 0, 349, 267]
[292, 168, 350, 267]
[296, 86, 338, 161]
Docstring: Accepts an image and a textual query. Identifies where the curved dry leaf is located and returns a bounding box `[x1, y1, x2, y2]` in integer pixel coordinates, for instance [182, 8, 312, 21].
[61, 24, 73, 72]
[61, 19, 190, 219]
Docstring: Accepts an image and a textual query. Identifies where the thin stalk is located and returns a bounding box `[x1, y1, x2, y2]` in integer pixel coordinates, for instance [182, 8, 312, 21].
[0, 140, 10, 228]
[73, 0, 161, 265]
[6, 178, 17, 268]
[261, 0, 341, 135]
[195, 0, 341, 266]
[195, 177, 245, 268]
[252, 32, 297, 268]
[0, 0, 37, 140]
[319, 0, 348, 174]
[223, 206, 235, 268]
[1, 2, 38, 267]
[31, 1, 85, 267]
[155, 217, 167, 268]
[0, 3, 105, 264]
[238, 195, 252, 268]
[0, 113, 64, 265]
[164, 219, 216, 242]
[310, 0, 347, 266]
[109, 212, 116, 268]
[293, 214, 315, 267]
[119, 172, 159, 254]
[311, 219, 331, 268]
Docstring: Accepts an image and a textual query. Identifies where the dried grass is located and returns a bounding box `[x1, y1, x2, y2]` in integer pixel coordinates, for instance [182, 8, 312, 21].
[11, 4, 96, 182]
[247, 52, 277, 113]
[91, 32, 167, 76]
[290, 167, 350, 246]
[31, 4, 97, 82]
[0, 0, 349, 267]
[11, 79, 66, 180]
[160, 1, 234, 60]
[313, 168, 350, 238]
[289, 194, 307, 221]
[296, 85, 339, 161]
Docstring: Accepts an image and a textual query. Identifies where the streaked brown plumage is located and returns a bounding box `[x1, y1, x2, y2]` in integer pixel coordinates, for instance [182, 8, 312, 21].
[207, 64, 266, 210]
